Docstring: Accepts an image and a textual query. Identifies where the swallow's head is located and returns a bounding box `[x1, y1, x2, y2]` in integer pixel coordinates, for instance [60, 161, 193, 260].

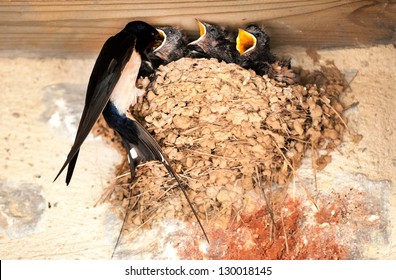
[188, 20, 226, 52]
[153, 27, 188, 62]
[245, 25, 270, 47]
[124, 21, 162, 54]
[237, 25, 270, 56]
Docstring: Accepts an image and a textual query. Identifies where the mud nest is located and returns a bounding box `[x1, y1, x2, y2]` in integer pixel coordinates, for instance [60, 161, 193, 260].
[96, 57, 347, 231]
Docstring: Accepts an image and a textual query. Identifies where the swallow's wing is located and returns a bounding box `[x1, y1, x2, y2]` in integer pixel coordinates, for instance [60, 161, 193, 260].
[54, 32, 137, 185]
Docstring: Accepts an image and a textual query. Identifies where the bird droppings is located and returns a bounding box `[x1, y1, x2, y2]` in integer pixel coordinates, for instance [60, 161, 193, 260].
[40, 83, 86, 138]
[93, 56, 362, 259]
[0, 180, 46, 238]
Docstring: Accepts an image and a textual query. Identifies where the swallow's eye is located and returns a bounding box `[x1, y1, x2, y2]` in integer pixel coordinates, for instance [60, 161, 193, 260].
[209, 28, 216, 33]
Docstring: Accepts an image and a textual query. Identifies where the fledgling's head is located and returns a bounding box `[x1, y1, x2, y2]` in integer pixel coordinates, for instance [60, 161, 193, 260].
[236, 25, 270, 56]
[152, 26, 189, 63]
[123, 21, 162, 55]
[188, 20, 228, 52]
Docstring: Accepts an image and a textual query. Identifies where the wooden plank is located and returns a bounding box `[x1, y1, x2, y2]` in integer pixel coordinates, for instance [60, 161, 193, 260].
[0, 0, 395, 56]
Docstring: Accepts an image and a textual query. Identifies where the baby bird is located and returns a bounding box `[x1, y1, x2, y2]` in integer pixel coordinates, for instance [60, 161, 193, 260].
[139, 26, 190, 77]
[236, 24, 296, 84]
[188, 19, 237, 63]
[236, 24, 276, 75]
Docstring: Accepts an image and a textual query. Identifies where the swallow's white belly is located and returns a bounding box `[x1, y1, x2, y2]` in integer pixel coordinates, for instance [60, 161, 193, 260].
[110, 50, 141, 114]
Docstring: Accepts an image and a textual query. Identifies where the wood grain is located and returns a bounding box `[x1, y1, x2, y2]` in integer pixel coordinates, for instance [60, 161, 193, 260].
[0, 0, 395, 56]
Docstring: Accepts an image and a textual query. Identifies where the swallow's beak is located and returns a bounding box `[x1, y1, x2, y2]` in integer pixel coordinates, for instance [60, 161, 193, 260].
[188, 19, 207, 46]
[153, 28, 166, 53]
[236, 28, 257, 55]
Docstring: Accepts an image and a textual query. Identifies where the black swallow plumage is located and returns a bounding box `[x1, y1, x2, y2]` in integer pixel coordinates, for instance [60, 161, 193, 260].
[53, 21, 160, 185]
[53, 21, 208, 243]
[188, 20, 237, 63]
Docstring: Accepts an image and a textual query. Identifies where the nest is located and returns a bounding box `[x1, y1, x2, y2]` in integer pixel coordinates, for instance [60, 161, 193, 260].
[97, 57, 347, 231]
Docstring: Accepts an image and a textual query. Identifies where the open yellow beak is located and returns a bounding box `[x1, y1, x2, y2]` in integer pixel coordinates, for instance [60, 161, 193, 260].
[198, 20, 206, 37]
[236, 28, 257, 55]
[153, 28, 166, 52]
[188, 19, 207, 45]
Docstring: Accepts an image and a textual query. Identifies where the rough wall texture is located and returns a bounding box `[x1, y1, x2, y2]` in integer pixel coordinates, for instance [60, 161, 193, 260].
[0, 44, 395, 259]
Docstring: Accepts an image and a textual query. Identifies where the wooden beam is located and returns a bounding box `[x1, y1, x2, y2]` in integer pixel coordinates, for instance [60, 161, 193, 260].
[0, 1, 395, 56]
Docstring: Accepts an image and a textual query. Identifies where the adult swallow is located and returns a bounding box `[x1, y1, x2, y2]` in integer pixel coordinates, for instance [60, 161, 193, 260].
[236, 25, 277, 75]
[139, 26, 190, 77]
[53, 21, 208, 242]
[188, 20, 237, 63]
[53, 21, 160, 184]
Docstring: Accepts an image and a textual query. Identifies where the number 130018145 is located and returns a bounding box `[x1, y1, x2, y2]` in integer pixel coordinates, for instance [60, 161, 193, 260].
[218, 266, 272, 276]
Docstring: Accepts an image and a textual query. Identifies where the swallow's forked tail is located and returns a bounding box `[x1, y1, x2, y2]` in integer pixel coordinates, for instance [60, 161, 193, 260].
[121, 117, 210, 243]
